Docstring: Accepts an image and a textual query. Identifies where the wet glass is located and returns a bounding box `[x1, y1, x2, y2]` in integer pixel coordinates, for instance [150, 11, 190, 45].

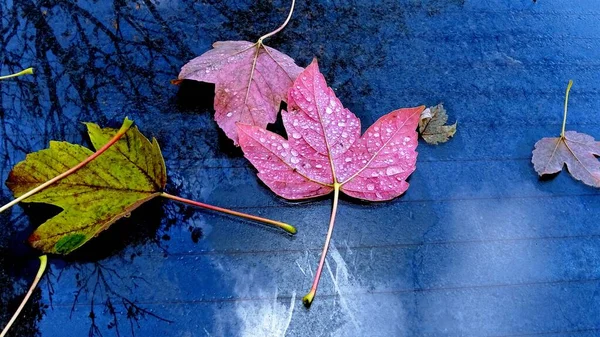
[1, 0, 600, 336]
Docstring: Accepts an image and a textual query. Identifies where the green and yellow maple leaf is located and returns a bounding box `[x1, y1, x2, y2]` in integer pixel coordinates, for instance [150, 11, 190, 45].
[6, 122, 166, 254]
[6, 121, 294, 255]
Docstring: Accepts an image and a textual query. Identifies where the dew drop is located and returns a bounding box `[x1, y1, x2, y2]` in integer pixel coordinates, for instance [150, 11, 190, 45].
[374, 133, 380, 137]
[326, 107, 333, 114]
[291, 149, 299, 156]
[292, 132, 301, 139]
[281, 152, 287, 157]
[338, 122, 346, 127]
[367, 184, 375, 191]
[259, 137, 266, 143]
[341, 132, 348, 138]
[282, 143, 290, 149]
[345, 157, 352, 162]
[386, 167, 404, 175]
[315, 164, 323, 168]
[307, 97, 312, 102]
[226, 112, 233, 117]
[290, 156, 300, 164]
[371, 172, 379, 177]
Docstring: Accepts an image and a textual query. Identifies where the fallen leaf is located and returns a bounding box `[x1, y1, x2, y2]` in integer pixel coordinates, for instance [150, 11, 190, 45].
[418, 103, 456, 144]
[532, 80, 600, 187]
[7, 123, 167, 254]
[176, 2, 302, 145]
[7, 122, 294, 255]
[533, 132, 600, 186]
[237, 60, 423, 306]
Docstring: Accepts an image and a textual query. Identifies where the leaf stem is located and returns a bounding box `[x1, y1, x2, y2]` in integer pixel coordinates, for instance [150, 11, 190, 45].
[561, 80, 573, 138]
[0, 255, 47, 337]
[0, 68, 34, 80]
[302, 183, 340, 308]
[258, 0, 295, 43]
[0, 118, 134, 214]
[160, 192, 296, 234]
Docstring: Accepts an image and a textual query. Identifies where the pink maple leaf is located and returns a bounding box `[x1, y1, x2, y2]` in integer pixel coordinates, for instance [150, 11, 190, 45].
[176, 2, 302, 145]
[237, 60, 423, 306]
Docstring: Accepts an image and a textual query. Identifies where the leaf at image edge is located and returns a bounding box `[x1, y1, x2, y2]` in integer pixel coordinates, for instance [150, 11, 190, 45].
[6, 123, 167, 254]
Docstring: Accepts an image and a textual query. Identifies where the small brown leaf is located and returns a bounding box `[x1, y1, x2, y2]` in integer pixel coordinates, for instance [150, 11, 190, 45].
[418, 103, 457, 144]
[532, 132, 600, 187]
[531, 81, 600, 187]
[531, 80, 600, 188]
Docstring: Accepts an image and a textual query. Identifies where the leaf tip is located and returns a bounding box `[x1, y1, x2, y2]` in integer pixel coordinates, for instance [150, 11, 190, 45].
[81, 121, 98, 129]
[170, 79, 183, 85]
[27, 232, 40, 246]
[308, 58, 320, 70]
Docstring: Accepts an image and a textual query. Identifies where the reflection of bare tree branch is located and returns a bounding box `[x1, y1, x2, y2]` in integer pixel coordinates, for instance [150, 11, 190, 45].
[1, 0, 319, 179]
[55, 262, 173, 337]
[0, 0, 202, 170]
[44, 265, 56, 310]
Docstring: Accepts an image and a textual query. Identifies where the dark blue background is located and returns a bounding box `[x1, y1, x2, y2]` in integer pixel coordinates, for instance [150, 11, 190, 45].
[2, 0, 600, 336]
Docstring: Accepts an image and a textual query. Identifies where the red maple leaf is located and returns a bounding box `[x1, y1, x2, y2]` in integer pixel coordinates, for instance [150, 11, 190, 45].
[176, 1, 302, 145]
[237, 60, 423, 306]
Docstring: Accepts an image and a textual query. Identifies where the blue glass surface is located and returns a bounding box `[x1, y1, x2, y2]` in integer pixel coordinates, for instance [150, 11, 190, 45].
[1, 0, 600, 336]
